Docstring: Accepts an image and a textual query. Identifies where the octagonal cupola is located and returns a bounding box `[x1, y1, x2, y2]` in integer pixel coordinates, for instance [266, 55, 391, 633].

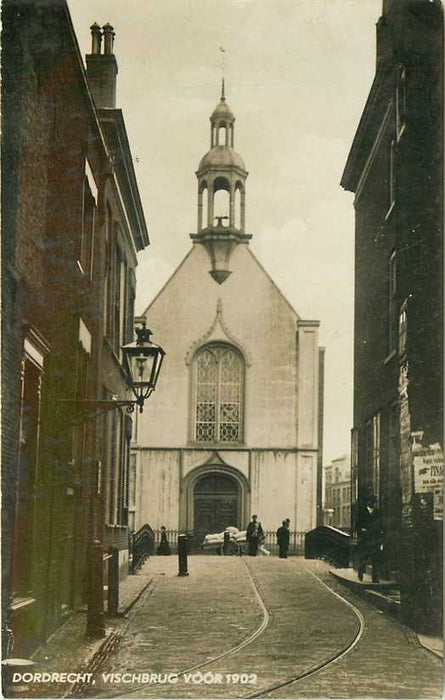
[190, 82, 251, 284]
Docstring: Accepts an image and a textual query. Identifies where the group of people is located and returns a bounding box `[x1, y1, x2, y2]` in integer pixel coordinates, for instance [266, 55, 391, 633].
[247, 496, 385, 574]
[156, 516, 294, 558]
[155, 496, 385, 577]
[246, 514, 291, 558]
[157, 497, 384, 574]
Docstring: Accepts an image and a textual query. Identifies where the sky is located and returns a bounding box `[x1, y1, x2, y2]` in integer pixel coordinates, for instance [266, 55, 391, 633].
[69, 0, 382, 464]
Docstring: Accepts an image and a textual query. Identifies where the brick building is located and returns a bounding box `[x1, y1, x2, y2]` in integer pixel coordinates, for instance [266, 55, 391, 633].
[2, 1, 148, 657]
[323, 456, 351, 532]
[341, 0, 443, 631]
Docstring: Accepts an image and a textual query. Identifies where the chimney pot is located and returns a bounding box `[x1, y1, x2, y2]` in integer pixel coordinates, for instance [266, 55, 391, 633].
[86, 21, 118, 108]
[90, 22, 102, 54]
[102, 23, 115, 55]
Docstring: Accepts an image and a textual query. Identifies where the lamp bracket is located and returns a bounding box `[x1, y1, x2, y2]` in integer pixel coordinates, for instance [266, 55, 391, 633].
[56, 399, 136, 426]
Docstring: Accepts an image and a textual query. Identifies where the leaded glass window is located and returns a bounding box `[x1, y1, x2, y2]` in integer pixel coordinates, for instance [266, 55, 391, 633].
[194, 345, 243, 443]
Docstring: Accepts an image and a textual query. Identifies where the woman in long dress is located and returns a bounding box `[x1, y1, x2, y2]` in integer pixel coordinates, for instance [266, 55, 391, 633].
[157, 525, 171, 555]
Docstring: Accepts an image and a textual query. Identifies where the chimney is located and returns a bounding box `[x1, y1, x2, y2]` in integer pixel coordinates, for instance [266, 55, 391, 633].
[86, 22, 118, 109]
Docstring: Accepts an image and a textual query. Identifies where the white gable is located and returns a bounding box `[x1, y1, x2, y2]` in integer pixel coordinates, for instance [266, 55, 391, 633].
[136, 242, 317, 450]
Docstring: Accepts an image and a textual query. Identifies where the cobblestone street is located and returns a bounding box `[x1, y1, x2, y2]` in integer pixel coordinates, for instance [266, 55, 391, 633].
[80, 556, 442, 699]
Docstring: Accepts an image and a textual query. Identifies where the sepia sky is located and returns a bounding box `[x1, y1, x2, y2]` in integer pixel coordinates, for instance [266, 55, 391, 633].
[69, 0, 382, 464]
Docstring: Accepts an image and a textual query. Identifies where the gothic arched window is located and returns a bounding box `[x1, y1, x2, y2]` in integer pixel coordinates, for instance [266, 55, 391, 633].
[194, 344, 244, 443]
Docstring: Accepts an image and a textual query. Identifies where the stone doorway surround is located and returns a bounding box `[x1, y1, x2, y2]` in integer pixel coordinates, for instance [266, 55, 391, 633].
[180, 452, 250, 535]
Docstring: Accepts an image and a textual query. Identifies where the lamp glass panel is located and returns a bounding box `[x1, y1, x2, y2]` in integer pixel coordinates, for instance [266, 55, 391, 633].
[152, 351, 164, 387]
[128, 352, 156, 388]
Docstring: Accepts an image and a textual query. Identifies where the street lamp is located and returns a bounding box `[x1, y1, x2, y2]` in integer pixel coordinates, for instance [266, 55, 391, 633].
[57, 321, 165, 420]
[121, 320, 165, 413]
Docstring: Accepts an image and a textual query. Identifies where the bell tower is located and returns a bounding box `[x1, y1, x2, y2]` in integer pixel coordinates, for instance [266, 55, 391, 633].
[190, 82, 252, 284]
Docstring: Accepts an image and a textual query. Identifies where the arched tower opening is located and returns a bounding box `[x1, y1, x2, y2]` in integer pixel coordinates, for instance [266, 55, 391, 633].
[234, 182, 244, 230]
[213, 176, 230, 226]
[198, 181, 208, 233]
[217, 123, 228, 146]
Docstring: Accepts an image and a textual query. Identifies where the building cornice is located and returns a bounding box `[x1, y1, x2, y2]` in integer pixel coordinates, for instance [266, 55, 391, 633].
[353, 101, 395, 205]
[132, 446, 318, 453]
[341, 68, 392, 193]
[99, 110, 149, 250]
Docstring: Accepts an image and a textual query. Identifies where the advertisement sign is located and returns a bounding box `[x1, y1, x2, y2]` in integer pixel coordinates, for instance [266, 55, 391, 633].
[413, 442, 444, 521]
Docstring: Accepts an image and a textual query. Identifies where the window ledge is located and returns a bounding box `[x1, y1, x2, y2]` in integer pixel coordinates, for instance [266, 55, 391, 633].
[105, 523, 128, 530]
[384, 349, 397, 365]
[6, 263, 22, 285]
[188, 441, 245, 449]
[397, 123, 406, 143]
[9, 597, 36, 612]
[60, 604, 73, 619]
[385, 201, 395, 221]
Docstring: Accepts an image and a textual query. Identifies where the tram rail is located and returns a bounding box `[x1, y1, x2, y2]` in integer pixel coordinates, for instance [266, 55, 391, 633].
[76, 558, 365, 699]
[243, 561, 365, 698]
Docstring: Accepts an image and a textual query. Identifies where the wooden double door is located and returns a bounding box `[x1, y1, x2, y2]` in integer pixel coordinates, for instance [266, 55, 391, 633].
[193, 473, 240, 539]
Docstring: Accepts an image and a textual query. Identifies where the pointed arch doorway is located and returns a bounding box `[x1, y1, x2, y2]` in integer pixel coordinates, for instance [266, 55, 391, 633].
[193, 473, 240, 537]
[180, 460, 250, 550]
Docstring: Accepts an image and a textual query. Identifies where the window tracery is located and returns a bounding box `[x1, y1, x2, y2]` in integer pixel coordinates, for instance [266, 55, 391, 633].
[194, 345, 243, 443]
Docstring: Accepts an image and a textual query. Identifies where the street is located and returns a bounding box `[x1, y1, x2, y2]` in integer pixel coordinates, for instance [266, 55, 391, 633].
[81, 556, 442, 699]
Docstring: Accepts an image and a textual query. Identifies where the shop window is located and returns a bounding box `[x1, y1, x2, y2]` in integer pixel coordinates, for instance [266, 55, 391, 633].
[385, 140, 396, 219]
[396, 67, 407, 139]
[12, 332, 49, 598]
[388, 251, 397, 353]
[399, 300, 408, 356]
[104, 204, 112, 338]
[125, 274, 136, 345]
[103, 210, 125, 356]
[79, 159, 97, 279]
[365, 413, 381, 504]
[113, 245, 123, 356]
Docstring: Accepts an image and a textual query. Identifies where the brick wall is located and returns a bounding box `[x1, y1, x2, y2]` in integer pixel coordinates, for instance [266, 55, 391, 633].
[2, 0, 108, 655]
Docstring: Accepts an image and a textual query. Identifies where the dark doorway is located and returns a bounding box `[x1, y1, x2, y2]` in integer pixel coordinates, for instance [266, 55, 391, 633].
[193, 473, 240, 547]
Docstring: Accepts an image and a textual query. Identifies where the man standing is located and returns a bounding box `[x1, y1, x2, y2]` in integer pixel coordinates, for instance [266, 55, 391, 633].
[276, 519, 290, 558]
[356, 495, 383, 583]
[246, 515, 264, 556]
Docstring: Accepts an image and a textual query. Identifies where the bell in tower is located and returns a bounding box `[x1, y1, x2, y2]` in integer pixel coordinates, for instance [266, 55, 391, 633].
[190, 81, 252, 284]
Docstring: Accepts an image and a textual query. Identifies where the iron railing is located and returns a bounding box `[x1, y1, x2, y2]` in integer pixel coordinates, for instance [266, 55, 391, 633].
[304, 525, 351, 567]
[262, 530, 305, 555]
[130, 524, 154, 573]
[152, 528, 179, 553]
[149, 528, 306, 555]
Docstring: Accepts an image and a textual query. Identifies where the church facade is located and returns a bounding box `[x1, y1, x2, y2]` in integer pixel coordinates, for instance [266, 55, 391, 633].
[132, 87, 324, 544]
